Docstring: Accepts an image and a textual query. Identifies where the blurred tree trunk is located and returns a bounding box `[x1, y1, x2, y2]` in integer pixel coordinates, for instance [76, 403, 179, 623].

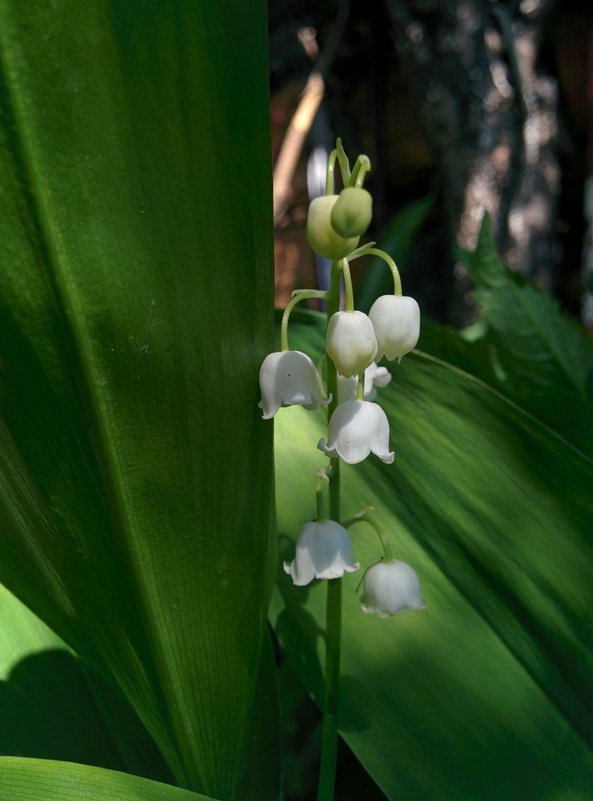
[387, 0, 559, 290]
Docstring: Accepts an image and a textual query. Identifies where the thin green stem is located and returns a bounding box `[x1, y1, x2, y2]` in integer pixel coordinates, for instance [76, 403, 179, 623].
[316, 485, 325, 520]
[350, 154, 371, 188]
[342, 509, 394, 561]
[338, 258, 354, 312]
[325, 149, 338, 195]
[335, 138, 351, 185]
[280, 289, 327, 351]
[348, 247, 402, 296]
[317, 260, 342, 801]
[325, 262, 341, 419]
[315, 470, 330, 520]
[356, 371, 365, 401]
[346, 240, 376, 260]
[317, 578, 342, 801]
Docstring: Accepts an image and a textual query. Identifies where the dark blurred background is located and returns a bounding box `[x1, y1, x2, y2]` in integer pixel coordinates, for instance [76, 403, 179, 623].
[269, 0, 593, 331]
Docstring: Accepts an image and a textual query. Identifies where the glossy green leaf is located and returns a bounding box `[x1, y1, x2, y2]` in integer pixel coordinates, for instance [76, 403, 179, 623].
[0, 3, 274, 798]
[271, 312, 593, 800]
[0, 758, 217, 801]
[239, 630, 282, 801]
[0, 582, 170, 781]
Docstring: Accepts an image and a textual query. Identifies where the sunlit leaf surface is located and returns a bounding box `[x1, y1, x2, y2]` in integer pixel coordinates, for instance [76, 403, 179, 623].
[0, 583, 171, 781]
[271, 312, 593, 800]
[0, 758, 217, 801]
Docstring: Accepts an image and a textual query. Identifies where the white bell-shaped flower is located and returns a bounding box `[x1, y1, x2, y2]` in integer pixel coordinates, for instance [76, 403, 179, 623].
[361, 560, 426, 617]
[259, 350, 328, 420]
[326, 311, 378, 379]
[284, 519, 360, 586]
[338, 361, 392, 402]
[368, 295, 420, 361]
[318, 400, 394, 464]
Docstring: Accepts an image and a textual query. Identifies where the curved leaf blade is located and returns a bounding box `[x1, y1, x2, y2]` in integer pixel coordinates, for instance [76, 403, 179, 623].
[0, 582, 171, 781]
[272, 313, 593, 799]
[453, 214, 593, 454]
[0, 2, 274, 797]
[0, 758, 217, 801]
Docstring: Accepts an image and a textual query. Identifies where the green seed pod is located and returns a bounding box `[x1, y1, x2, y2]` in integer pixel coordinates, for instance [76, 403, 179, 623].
[306, 195, 359, 260]
[330, 187, 373, 238]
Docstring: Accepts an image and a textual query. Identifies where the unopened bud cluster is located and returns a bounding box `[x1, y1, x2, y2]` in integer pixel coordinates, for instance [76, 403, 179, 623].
[259, 140, 425, 617]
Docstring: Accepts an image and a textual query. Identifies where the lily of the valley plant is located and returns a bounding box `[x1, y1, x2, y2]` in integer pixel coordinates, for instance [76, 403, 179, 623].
[259, 140, 425, 801]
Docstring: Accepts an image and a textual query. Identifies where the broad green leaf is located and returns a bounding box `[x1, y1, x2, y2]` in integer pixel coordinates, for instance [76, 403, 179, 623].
[271, 313, 593, 800]
[0, 583, 170, 781]
[239, 630, 282, 801]
[451, 214, 593, 454]
[357, 194, 435, 313]
[0, 757, 217, 801]
[0, 3, 275, 798]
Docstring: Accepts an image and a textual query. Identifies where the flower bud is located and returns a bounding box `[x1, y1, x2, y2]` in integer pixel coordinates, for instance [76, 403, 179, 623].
[368, 295, 420, 362]
[330, 187, 373, 238]
[326, 311, 378, 378]
[306, 195, 359, 260]
[361, 560, 426, 616]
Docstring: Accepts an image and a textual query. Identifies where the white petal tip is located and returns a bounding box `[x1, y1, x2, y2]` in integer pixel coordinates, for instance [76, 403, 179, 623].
[379, 452, 395, 464]
[317, 569, 343, 580]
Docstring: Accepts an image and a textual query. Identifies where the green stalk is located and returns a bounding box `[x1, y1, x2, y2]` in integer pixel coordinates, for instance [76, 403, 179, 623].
[348, 247, 402, 296]
[280, 289, 327, 351]
[339, 258, 354, 312]
[317, 260, 342, 801]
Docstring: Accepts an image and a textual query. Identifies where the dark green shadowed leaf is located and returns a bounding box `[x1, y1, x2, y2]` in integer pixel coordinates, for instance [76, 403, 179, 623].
[0, 758, 218, 801]
[271, 313, 593, 800]
[0, 3, 275, 798]
[0, 583, 171, 782]
[451, 214, 593, 454]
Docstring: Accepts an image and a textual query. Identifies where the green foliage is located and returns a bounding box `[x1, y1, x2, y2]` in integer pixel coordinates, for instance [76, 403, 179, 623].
[0, 758, 217, 801]
[1, 4, 592, 801]
[435, 214, 593, 455]
[0, 583, 171, 780]
[272, 311, 593, 800]
[0, 2, 275, 799]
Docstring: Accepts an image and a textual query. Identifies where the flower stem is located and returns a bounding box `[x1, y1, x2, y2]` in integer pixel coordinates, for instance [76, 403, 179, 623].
[317, 260, 342, 801]
[356, 371, 365, 401]
[318, 577, 342, 801]
[347, 246, 402, 296]
[351, 154, 371, 188]
[338, 258, 354, 312]
[280, 289, 328, 351]
[342, 508, 394, 561]
[335, 138, 351, 184]
[315, 471, 329, 520]
[325, 149, 338, 195]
